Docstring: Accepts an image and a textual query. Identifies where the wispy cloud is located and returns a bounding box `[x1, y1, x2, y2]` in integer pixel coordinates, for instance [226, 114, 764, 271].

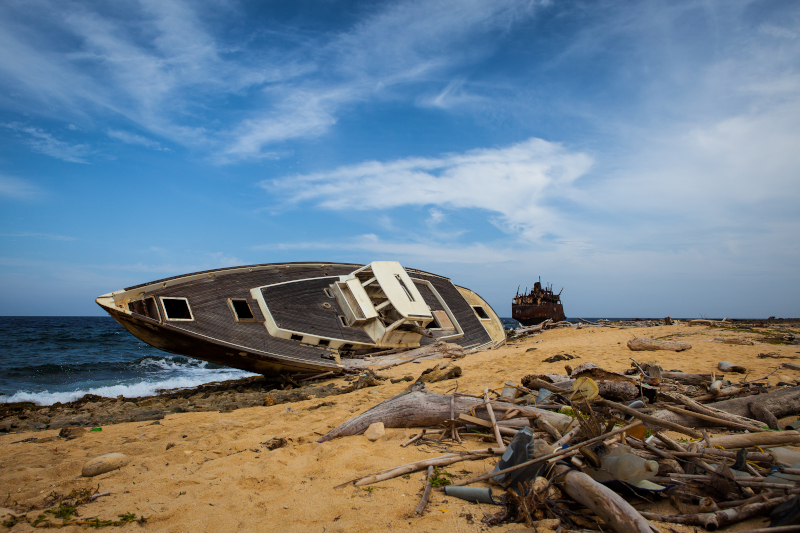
[107, 130, 170, 151]
[0, 0, 543, 163]
[0, 232, 75, 241]
[263, 137, 593, 240]
[0, 174, 41, 200]
[2, 123, 91, 163]
[252, 233, 511, 264]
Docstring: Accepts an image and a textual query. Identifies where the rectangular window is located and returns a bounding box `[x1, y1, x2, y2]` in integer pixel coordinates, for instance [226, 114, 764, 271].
[228, 299, 258, 322]
[472, 305, 490, 320]
[128, 297, 161, 321]
[290, 334, 303, 341]
[318, 339, 330, 347]
[161, 297, 194, 321]
[338, 315, 348, 327]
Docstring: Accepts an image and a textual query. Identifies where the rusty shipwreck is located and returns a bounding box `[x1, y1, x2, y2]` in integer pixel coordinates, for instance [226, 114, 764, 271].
[511, 278, 566, 326]
[96, 261, 504, 377]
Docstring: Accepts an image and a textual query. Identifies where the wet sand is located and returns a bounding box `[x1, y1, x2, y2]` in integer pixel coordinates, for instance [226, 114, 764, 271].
[2, 322, 800, 532]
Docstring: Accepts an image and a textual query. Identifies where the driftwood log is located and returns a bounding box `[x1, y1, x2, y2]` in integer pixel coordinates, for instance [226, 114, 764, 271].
[553, 464, 653, 533]
[523, 376, 638, 402]
[318, 383, 575, 441]
[718, 361, 747, 373]
[414, 466, 434, 516]
[641, 495, 791, 531]
[650, 386, 800, 429]
[660, 392, 766, 432]
[707, 431, 800, 449]
[661, 372, 716, 385]
[627, 337, 691, 352]
[599, 399, 704, 438]
[749, 401, 781, 430]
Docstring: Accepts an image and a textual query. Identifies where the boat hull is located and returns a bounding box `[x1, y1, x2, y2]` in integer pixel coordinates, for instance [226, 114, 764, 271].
[512, 302, 566, 326]
[97, 261, 504, 377]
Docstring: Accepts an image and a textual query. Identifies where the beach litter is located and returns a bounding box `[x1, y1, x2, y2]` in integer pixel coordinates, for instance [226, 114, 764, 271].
[328, 357, 800, 532]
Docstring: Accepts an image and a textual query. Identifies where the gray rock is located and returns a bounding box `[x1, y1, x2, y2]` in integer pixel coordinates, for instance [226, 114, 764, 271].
[81, 453, 130, 477]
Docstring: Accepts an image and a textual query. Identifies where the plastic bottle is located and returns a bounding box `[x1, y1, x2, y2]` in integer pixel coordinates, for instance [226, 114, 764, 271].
[600, 444, 659, 485]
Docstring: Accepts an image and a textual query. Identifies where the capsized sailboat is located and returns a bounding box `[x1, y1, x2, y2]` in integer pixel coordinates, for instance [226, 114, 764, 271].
[96, 261, 504, 376]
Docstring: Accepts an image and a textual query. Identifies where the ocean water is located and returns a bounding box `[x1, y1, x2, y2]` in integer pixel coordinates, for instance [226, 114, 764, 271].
[0, 317, 257, 406]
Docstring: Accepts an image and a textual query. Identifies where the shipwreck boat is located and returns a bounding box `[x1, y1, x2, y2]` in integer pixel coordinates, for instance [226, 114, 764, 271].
[512, 278, 566, 326]
[96, 261, 504, 376]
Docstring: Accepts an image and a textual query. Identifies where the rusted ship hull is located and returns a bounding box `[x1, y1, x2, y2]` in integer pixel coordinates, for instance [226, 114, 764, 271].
[96, 261, 504, 377]
[512, 302, 566, 326]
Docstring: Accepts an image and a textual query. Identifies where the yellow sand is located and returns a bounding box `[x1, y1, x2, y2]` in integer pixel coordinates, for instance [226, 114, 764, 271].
[2, 324, 799, 532]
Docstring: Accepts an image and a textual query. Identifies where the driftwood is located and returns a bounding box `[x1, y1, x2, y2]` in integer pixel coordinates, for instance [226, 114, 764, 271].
[372, 342, 464, 370]
[319, 383, 574, 441]
[668, 449, 774, 463]
[484, 388, 505, 451]
[354, 453, 491, 487]
[452, 422, 642, 487]
[627, 337, 691, 352]
[649, 386, 800, 429]
[749, 402, 780, 430]
[641, 495, 791, 531]
[660, 392, 766, 432]
[719, 361, 747, 373]
[553, 464, 653, 533]
[659, 404, 760, 431]
[523, 376, 638, 402]
[707, 431, 800, 449]
[661, 371, 716, 385]
[414, 466, 434, 516]
[694, 386, 747, 402]
[598, 399, 704, 438]
[511, 319, 552, 337]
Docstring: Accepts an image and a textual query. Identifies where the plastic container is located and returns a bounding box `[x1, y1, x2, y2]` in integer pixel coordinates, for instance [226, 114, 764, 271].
[599, 444, 659, 485]
[768, 447, 800, 465]
[491, 427, 548, 488]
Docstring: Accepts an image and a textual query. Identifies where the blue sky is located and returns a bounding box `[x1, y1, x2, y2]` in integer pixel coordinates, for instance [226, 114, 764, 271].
[1, 0, 798, 318]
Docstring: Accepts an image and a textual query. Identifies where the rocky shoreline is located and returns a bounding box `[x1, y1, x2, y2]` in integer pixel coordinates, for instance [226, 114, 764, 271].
[0, 370, 399, 434]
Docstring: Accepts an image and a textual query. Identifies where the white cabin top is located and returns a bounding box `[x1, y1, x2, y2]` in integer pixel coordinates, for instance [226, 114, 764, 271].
[355, 261, 432, 319]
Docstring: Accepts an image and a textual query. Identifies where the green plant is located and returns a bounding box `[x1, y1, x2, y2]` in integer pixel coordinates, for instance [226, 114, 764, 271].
[362, 487, 375, 493]
[430, 467, 453, 488]
[47, 502, 77, 520]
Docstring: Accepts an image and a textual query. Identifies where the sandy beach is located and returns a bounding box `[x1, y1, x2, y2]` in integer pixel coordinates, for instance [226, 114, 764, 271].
[2, 322, 800, 532]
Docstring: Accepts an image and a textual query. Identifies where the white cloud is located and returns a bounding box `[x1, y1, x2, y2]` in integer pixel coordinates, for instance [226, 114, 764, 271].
[0, 0, 545, 162]
[759, 23, 797, 40]
[418, 78, 485, 109]
[252, 233, 512, 264]
[0, 174, 41, 200]
[263, 137, 593, 240]
[2, 123, 91, 163]
[107, 129, 170, 151]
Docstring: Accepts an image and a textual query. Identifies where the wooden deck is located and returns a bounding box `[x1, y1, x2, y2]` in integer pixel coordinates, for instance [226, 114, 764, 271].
[104, 262, 497, 375]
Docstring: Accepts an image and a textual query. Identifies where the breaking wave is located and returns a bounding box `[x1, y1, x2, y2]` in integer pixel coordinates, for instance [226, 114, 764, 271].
[0, 368, 257, 406]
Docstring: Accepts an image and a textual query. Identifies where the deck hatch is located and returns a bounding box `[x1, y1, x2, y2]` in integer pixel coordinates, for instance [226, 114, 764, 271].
[228, 299, 257, 322]
[161, 297, 194, 321]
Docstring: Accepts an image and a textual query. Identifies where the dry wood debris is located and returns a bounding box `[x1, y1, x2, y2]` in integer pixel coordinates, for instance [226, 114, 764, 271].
[328, 355, 800, 532]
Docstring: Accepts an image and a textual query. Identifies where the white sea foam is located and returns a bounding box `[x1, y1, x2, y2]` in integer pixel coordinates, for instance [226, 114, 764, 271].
[0, 368, 258, 406]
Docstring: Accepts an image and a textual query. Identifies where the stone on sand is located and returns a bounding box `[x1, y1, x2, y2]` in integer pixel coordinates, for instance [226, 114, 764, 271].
[81, 452, 130, 477]
[364, 422, 385, 441]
